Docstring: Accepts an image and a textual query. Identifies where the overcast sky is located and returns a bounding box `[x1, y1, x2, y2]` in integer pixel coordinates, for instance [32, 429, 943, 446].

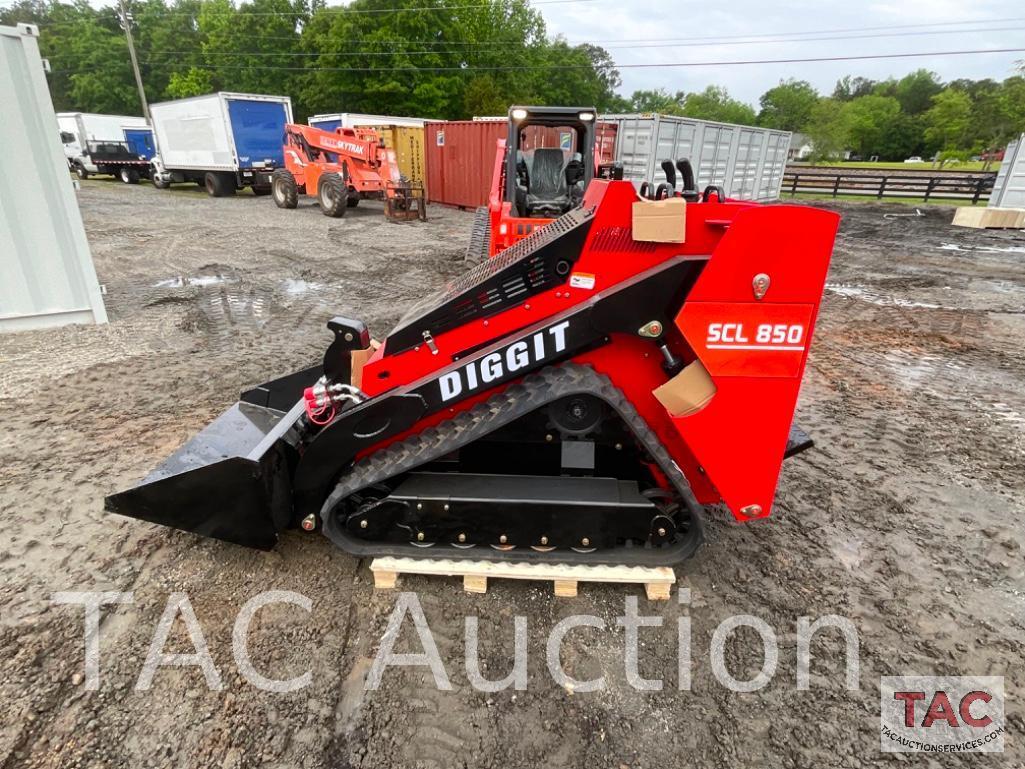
[539, 0, 1025, 103]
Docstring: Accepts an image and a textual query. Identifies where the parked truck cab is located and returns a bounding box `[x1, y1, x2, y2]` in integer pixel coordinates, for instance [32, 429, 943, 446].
[57, 112, 153, 184]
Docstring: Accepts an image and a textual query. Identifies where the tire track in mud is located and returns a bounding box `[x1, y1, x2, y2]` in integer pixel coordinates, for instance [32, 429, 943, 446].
[326, 585, 486, 768]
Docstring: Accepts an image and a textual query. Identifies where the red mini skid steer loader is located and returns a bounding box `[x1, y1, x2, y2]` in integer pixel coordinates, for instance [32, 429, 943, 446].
[106, 178, 838, 566]
[271, 123, 426, 221]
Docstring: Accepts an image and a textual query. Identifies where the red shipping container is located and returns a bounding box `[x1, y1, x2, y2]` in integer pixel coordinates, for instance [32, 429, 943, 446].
[425, 120, 506, 209]
[425, 119, 619, 209]
[595, 121, 618, 166]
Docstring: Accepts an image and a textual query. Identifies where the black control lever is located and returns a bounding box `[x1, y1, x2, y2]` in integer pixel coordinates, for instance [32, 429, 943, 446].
[661, 159, 677, 190]
[676, 159, 700, 202]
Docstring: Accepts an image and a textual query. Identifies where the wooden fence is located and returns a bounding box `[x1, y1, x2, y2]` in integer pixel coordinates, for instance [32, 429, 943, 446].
[782, 170, 996, 204]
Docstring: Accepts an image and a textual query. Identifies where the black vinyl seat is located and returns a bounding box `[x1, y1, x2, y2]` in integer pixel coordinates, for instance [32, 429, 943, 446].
[526, 148, 571, 217]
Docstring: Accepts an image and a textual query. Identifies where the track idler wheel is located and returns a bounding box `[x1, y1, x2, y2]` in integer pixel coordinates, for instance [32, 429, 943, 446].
[547, 394, 605, 436]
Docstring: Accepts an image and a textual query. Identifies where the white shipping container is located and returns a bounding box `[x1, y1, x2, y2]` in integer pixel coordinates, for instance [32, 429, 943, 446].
[1, 24, 107, 332]
[988, 135, 1025, 209]
[150, 92, 293, 172]
[599, 113, 792, 201]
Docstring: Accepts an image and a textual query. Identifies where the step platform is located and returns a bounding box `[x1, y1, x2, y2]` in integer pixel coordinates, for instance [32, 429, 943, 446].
[369, 556, 676, 600]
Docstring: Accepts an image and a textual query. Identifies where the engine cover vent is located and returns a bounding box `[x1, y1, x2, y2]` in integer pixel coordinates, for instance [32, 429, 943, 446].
[386, 207, 594, 355]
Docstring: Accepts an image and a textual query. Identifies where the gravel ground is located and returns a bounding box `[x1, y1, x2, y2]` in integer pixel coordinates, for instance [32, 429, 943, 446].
[1, 181, 1023, 768]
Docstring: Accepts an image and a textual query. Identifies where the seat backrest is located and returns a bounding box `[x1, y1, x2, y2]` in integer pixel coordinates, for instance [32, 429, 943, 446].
[528, 148, 568, 201]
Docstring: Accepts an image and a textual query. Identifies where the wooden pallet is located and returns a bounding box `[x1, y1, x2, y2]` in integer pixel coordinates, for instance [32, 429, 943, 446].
[952, 206, 1025, 229]
[369, 556, 676, 600]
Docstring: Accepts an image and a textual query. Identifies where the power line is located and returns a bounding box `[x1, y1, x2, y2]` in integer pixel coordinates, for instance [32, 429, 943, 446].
[151, 0, 599, 16]
[34, 10, 1025, 33]
[562, 16, 1025, 43]
[151, 47, 1025, 71]
[63, 46, 1016, 74]
[80, 25, 1023, 60]
[41, 19, 1025, 62]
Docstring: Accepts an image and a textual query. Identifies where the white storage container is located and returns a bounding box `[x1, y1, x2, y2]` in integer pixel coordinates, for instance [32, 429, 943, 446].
[1, 24, 107, 332]
[599, 113, 792, 201]
[988, 135, 1025, 209]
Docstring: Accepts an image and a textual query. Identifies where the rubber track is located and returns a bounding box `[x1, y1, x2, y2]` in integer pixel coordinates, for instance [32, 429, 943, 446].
[464, 206, 491, 263]
[320, 363, 705, 566]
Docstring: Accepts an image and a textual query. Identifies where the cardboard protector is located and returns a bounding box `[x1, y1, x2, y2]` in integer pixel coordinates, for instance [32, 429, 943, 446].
[350, 339, 382, 389]
[633, 197, 687, 243]
[653, 360, 716, 417]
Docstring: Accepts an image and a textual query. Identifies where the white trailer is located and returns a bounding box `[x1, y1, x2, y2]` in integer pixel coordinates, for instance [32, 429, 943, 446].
[308, 112, 426, 131]
[149, 92, 293, 197]
[56, 111, 152, 184]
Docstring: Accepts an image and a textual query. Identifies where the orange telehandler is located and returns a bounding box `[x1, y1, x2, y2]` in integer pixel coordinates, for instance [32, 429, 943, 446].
[271, 123, 426, 221]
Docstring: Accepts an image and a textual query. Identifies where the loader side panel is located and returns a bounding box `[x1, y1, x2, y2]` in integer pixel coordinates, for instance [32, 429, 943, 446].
[671, 204, 840, 520]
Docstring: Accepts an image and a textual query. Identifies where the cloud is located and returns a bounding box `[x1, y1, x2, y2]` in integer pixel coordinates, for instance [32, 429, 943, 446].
[541, 0, 1024, 104]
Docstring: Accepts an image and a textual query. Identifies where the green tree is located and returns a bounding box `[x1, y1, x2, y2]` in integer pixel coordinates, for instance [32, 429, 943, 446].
[841, 95, 901, 158]
[757, 79, 818, 131]
[923, 89, 972, 163]
[894, 69, 943, 115]
[875, 113, 923, 161]
[832, 75, 876, 101]
[681, 86, 756, 124]
[133, 0, 204, 102]
[998, 76, 1025, 135]
[626, 88, 685, 114]
[296, 0, 617, 119]
[462, 75, 507, 117]
[166, 66, 214, 98]
[533, 38, 622, 109]
[804, 98, 849, 162]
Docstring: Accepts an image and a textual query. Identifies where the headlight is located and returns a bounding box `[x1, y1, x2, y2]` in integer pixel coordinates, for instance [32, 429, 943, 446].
[579, 112, 595, 122]
[511, 108, 528, 121]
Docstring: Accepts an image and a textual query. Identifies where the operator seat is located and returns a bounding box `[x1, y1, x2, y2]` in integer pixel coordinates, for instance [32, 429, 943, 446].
[526, 147, 570, 217]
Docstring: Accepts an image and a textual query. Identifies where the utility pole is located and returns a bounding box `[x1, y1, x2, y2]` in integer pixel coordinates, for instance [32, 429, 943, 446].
[118, 0, 150, 122]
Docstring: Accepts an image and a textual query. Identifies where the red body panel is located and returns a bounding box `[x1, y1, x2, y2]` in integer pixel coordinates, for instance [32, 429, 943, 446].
[674, 203, 838, 519]
[356, 180, 839, 523]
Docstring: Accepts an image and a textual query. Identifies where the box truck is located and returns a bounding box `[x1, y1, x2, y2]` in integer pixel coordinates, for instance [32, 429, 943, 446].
[149, 92, 293, 196]
[57, 112, 153, 184]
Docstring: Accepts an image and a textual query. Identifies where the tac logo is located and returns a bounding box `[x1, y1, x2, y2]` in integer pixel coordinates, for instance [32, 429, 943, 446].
[880, 676, 1004, 753]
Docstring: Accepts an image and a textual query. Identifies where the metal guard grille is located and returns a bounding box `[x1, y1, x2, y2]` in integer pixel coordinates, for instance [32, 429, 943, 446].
[386, 207, 595, 355]
[589, 225, 657, 253]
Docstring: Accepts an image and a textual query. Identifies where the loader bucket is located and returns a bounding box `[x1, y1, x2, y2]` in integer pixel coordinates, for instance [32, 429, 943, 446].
[105, 380, 311, 550]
